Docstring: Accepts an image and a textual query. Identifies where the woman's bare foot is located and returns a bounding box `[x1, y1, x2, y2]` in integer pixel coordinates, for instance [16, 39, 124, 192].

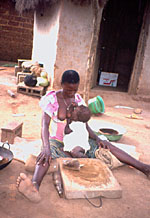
[16, 173, 41, 203]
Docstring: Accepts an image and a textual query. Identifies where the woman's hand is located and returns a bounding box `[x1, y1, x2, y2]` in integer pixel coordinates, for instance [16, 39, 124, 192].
[86, 123, 111, 150]
[36, 146, 51, 166]
[96, 136, 110, 150]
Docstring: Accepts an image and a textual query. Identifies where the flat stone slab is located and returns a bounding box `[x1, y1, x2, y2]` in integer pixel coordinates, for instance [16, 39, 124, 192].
[58, 158, 122, 199]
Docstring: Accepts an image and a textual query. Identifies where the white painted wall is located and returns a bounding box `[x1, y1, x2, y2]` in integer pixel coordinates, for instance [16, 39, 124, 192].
[32, 2, 61, 87]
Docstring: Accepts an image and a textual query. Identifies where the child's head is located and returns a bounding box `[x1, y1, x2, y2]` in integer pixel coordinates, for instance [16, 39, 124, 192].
[70, 105, 91, 123]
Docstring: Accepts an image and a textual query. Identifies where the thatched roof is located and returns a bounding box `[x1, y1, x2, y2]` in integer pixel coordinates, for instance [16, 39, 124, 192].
[14, 0, 106, 14]
[14, 0, 57, 13]
[14, 0, 98, 13]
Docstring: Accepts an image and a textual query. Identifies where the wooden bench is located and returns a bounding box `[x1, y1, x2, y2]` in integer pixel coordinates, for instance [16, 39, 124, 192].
[1, 121, 23, 144]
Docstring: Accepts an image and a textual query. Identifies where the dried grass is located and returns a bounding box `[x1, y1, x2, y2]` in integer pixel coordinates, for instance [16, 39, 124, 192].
[14, 0, 106, 13]
[15, 0, 58, 13]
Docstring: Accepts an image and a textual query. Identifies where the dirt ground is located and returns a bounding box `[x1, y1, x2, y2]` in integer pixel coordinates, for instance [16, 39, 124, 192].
[0, 64, 150, 218]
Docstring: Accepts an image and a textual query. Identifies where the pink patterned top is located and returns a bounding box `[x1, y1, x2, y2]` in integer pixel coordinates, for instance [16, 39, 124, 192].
[39, 90, 85, 142]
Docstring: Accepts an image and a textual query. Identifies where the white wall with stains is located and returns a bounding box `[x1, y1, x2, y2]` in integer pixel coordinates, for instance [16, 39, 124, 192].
[53, 0, 93, 91]
[32, 2, 61, 87]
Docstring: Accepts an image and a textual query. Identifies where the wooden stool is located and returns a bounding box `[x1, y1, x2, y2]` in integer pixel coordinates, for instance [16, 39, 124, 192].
[1, 121, 23, 144]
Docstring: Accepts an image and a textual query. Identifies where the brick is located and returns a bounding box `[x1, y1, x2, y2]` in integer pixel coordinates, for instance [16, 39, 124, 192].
[18, 59, 31, 67]
[1, 15, 14, 21]
[15, 66, 22, 76]
[0, 8, 7, 14]
[0, 19, 8, 24]
[8, 21, 19, 27]
[2, 25, 14, 31]
[14, 17, 27, 22]
[22, 23, 33, 29]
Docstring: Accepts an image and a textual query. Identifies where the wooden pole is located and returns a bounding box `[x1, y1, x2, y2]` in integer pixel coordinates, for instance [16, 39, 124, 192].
[83, 0, 107, 104]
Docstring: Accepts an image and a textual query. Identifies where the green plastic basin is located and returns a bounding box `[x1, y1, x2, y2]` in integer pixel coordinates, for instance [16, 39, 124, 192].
[88, 120, 126, 142]
[88, 96, 105, 114]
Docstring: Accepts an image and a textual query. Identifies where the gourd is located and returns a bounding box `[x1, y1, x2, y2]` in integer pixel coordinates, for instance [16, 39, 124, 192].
[37, 77, 49, 87]
[40, 71, 48, 78]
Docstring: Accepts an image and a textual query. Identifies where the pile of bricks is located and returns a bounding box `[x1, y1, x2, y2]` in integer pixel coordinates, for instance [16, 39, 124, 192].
[15, 59, 47, 98]
[17, 82, 47, 97]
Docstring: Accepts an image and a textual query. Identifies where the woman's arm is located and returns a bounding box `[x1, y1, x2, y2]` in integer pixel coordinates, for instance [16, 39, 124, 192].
[64, 118, 73, 134]
[36, 112, 51, 165]
[41, 112, 51, 148]
[86, 123, 109, 149]
[86, 123, 99, 140]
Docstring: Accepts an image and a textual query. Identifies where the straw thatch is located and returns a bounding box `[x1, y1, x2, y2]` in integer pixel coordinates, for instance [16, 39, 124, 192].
[14, 0, 58, 13]
[14, 0, 105, 13]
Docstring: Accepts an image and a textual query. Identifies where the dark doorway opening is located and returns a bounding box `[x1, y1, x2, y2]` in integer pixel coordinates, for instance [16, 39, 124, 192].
[97, 0, 147, 92]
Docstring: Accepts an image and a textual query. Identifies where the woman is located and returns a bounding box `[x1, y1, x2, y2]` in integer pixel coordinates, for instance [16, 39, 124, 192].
[16, 70, 150, 203]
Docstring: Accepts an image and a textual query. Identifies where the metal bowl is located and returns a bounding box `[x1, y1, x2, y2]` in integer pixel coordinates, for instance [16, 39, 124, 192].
[89, 120, 126, 141]
[0, 142, 13, 170]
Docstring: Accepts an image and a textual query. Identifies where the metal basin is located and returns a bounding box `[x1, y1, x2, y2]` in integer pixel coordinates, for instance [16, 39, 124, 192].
[89, 120, 126, 141]
[0, 142, 13, 170]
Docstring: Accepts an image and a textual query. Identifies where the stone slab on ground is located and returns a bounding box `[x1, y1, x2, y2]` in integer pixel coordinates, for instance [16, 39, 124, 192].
[58, 158, 122, 199]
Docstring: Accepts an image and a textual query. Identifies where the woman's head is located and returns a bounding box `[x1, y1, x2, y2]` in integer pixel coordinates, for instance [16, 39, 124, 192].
[61, 70, 80, 98]
[61, 70, 80, 84]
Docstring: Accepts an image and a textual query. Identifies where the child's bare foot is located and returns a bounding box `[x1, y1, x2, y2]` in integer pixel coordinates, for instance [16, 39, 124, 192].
[16, 173, 41, 203]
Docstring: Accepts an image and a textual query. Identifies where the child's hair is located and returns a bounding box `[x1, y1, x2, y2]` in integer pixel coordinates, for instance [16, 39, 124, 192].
[77, 105, 91, 123]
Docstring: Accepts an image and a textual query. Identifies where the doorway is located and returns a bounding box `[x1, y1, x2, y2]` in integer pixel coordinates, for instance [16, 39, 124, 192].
[96, 0, 147, 92]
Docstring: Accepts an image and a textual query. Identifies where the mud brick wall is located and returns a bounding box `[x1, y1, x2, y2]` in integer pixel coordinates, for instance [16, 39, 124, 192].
[0, 0, 34, 62]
